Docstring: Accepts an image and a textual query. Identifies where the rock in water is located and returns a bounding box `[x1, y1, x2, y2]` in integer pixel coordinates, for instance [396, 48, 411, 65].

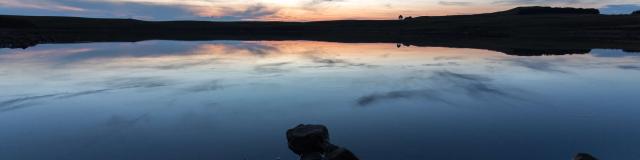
[286, 124, 330, 156]
[286, 124, 359, 160]
[574, 153, 598, 160]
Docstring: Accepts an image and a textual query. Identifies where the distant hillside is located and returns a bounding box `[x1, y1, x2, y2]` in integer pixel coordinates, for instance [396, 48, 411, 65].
[490, 6, 600, 15]
[633, 10, 640, 15]
[0, 16, 36, 28]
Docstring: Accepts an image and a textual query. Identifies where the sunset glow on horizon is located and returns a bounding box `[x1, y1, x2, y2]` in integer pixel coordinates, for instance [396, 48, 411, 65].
[1, 0, 640, 21]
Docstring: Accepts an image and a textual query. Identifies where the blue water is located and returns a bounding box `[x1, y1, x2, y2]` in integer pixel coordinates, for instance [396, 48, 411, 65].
[0, 41, 639, 160]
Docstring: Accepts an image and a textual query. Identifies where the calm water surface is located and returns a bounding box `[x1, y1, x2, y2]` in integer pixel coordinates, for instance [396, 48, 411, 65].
[0, 41, 639, 160]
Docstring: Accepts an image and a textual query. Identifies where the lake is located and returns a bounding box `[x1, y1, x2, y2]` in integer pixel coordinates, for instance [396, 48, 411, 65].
[0, 41, 639, 160]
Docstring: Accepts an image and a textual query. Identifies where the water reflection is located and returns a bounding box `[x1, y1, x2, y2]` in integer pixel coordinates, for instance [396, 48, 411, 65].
[617, 65, 640, 70]
[0, 94, 61, 112]
[0, 41, 639, 160]
[357, 70, 529, 107]
[495, 57, 569, 73]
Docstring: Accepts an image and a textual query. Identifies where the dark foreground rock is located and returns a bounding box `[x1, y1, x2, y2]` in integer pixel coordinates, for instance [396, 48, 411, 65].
[286, 124, 358, 160]
[574, 153, 598, 160]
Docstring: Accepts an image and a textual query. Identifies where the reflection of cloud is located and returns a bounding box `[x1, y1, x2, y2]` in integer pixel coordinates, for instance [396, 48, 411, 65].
[433, 56, 463, 61]
[184, 80, 225, 93]
[0, 94, 62, 112]
[104, 114, 150, 128]
[254, 62, 292, 74]
[357, 71, 525, 106]
[357, 89, 449, 106]
[501, 58, 568, 73]
[306, 55, 378, 68]
[104, 77, 172, 89]
[591, 49, 640, 58]
[618, 65, 640, 70]
[0, 89, 109, 112]
[57, 42, 199, 62]
[423, 62, 460, 67]
[0, 89, 113, 112]
[151, 60, 212, 70]
[221, 42, 280, 56]
[0, 77, 174, 113]
[56, 89, 112, 99]
[431, 71, 509, 97]
[0, 48, 93, 60]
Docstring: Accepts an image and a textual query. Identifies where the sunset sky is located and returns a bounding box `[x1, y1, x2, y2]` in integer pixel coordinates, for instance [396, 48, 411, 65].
[1, 0, 639, 21]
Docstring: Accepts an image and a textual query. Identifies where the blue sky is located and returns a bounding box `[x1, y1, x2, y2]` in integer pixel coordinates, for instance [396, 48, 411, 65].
[1, 0, 639, 21]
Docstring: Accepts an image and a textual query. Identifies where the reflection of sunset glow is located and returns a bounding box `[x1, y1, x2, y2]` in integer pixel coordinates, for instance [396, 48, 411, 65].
[2, 40, 637, 82]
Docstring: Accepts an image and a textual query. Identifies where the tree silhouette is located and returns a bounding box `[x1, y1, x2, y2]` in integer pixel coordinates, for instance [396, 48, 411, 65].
[398, 15, 403, 20]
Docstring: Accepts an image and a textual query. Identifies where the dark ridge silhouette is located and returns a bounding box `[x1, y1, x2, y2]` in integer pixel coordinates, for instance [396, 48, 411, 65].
[0, 16, 36, 28]
[633, 10, 640, 15]
[492, 6, 600, 15]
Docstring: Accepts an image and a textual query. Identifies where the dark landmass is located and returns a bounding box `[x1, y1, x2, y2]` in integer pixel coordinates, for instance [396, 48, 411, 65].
[624, 49, 640, 53]
[633, 10, 640, 15]
[488, 6, 600, 15]
[1, 6, 640, 56]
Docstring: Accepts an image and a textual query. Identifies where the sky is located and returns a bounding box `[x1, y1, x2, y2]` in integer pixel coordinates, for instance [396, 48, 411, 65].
[1, 0, 639, 21]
